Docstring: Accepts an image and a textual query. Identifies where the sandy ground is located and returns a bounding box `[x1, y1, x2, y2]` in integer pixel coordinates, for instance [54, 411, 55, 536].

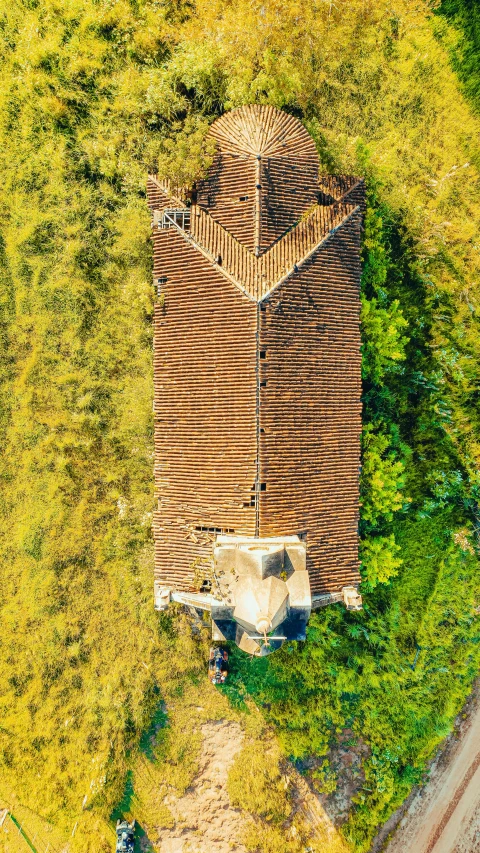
[154, 718, 350, 853]
[292, 773, 350, 853]
[157, 720, 248, 853]
[379, 682, 480, 853]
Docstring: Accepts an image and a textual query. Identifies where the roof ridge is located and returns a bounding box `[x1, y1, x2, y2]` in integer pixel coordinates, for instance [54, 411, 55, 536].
[158, 203, 360, 302]
[259, 205, 362, 302]
[147, 174, 186, 208]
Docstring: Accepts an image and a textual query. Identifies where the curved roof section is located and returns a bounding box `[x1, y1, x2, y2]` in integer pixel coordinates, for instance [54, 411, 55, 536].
[196, 105, 321, 254]
[208, 104, 319, 161]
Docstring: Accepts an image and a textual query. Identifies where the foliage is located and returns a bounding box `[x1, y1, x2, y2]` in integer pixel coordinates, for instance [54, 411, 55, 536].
[228, 735, 301, 853]
[311, 759, 338, 795]
[156, 114, 216, 189]
[438, 0, 480, 109]
[360, 296, 409, 384]
[361, 427, 407, 527]
[0, 0, 480, 851]
[359, 534, 402, 589]
[227, 727, 336, 853]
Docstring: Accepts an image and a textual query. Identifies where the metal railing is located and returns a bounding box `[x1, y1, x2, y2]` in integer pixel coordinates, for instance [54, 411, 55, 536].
[158, 209, 191, 230]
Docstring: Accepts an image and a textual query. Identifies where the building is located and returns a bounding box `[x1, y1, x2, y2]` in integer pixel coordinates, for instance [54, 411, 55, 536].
[148, 105, 364, 655]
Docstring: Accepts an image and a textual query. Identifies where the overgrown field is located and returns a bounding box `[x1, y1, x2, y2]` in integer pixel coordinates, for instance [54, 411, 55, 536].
[0, 0, 479, 851]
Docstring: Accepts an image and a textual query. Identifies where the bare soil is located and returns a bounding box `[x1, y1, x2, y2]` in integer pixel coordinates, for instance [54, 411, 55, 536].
[156, 720, 248, 853]
[152, 717, 351, 853]
[371, 680, 480, 853]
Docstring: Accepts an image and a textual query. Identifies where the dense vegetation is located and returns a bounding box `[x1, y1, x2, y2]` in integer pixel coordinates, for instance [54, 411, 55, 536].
[0, 0, 479, 850]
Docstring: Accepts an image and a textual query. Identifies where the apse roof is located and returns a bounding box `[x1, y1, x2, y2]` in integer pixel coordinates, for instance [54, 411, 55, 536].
[207, 104, 319, 161]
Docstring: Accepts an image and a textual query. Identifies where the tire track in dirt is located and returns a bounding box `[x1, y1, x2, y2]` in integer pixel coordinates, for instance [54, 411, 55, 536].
[424, 747, 480, 853]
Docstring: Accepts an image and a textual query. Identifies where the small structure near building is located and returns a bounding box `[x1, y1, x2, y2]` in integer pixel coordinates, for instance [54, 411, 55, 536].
[208, 647, 229, 684]
[116, 819, 135, 853]
[211, 535, 311, 655]
[148, 105, 364, 655]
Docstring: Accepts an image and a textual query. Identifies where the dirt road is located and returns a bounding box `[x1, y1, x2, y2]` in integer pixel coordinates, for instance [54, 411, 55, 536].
[382, 683, 480, 853]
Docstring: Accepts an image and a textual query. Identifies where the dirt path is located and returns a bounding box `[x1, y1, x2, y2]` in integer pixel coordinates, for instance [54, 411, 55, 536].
[153, 716, 350, 853]
[157, 720, 248, 853]
[381, 683, 480, 853]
